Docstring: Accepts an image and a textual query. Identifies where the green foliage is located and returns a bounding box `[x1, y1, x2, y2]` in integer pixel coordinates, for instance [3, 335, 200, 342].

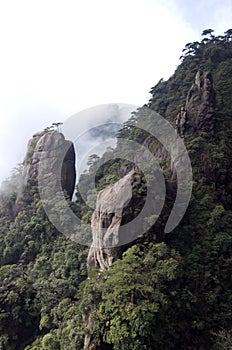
[96, 243, 181, 350]
[0, 179, 87, 349]
[212, 329, 232, 350]
[0, 28, 232, 350]
[41, 333, 60, 349]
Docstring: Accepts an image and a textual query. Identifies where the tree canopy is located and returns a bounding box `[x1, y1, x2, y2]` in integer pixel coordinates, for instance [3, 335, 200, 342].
[0, 29, 232, 350]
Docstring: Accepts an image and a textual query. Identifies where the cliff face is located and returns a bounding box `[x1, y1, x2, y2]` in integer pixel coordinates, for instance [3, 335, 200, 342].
[14, 130, 76, 216]
[24, 130, 76, 198]
[85, 71, 216, 274]
[86, 71, 216, 274]
[1, 32, 232, 350]
[87, 170, 135, 271]
[176, 70, 216, 136]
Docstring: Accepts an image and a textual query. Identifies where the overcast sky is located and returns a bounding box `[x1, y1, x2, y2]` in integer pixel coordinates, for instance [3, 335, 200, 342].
[0, 0, 232, 185]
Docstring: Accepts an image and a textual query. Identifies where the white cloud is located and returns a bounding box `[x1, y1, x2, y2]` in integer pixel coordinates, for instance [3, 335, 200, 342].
[0, 0, 231, 184]
[163, 0, 232, 35]
[61, 103, 137, 179]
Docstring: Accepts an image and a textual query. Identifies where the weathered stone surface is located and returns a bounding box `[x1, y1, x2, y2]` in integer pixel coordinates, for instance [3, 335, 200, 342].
[176, 107, 187, 137]
[16, 131, 76, 210]
[176, 70, 216, 136]
[87, 170, 135, 271]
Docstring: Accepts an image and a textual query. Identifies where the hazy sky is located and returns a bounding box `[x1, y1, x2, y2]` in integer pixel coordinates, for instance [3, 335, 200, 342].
[0, 0, 232, 184]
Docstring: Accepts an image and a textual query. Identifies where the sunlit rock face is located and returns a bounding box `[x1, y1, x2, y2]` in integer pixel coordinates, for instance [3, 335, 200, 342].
[87, 170, 135, 271]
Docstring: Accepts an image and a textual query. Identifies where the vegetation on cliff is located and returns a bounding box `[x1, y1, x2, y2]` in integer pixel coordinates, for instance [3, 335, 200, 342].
[0, 29, 232, 349]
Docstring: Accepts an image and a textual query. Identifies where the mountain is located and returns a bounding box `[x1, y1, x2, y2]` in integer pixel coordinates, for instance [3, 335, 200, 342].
[0, 29, 232, 350]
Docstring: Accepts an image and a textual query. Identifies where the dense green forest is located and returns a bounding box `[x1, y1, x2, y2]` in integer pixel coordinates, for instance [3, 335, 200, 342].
[0, 29, 232, 349]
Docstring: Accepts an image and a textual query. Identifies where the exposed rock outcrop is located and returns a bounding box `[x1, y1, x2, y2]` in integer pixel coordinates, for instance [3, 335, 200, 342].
[176, 107, 187, 137]
[87, 170, 135, 271]
[24, 130, 75, 198]
[83, 71, 217, 349]
[84, 170, 135, 350]
[14, 131, 76, 214]
[176, 70, 216, 136]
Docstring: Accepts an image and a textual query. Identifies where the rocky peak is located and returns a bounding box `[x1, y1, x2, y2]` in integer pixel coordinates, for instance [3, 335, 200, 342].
[176, 70, 216, 136]
[15, 130, 76, 213]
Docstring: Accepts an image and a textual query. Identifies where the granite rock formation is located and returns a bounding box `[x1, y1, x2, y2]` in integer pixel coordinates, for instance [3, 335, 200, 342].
[14, 131, 76, 215]
[176, 70, 216, 136]
[87, 170, 135, 271]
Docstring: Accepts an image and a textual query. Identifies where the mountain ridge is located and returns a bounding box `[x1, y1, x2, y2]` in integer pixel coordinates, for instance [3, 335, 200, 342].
[0, 29, 231, 350]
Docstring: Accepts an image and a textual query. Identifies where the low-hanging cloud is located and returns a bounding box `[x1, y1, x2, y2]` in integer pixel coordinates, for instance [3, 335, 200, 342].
[0, 0, 231, 186]
[62, 104, 137, 179]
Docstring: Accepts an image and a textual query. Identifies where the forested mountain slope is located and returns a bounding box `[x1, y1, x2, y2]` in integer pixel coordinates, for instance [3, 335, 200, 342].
[0, 29, 232, 350]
